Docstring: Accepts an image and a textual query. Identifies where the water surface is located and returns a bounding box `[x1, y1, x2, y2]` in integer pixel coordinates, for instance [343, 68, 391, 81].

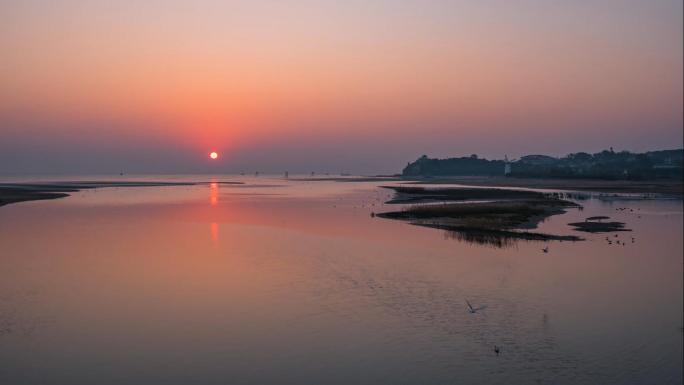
[1, 176, 682, 385]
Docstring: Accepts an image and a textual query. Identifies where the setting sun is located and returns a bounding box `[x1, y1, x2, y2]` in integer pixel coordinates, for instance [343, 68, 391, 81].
[209, 151, 218, 160]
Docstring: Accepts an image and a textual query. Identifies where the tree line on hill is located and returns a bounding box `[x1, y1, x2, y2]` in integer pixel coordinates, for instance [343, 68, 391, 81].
[402, 149, 683, 180]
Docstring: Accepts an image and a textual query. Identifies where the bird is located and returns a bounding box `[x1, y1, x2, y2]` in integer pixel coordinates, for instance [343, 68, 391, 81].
[494, 345, 500, 355]
[466, 300, 475, 313]
[466, 300, 487, 314]
[542, 246, 549, 253]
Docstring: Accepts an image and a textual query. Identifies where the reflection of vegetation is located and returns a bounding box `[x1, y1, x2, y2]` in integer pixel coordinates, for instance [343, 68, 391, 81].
[568, 221, 631, 233]
[437, 225, 580, 249]
[377, 188, 584, 248]
[443, 228, 517, 248]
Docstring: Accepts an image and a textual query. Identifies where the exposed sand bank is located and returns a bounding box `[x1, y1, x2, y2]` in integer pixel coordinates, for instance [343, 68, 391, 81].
[377, 186, 584, 244]
[403, 176, 683, 195]
[0, 181, 199, 207]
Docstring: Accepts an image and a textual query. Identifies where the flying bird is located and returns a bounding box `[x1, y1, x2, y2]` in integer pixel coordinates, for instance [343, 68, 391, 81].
[466, 300, 487, 314]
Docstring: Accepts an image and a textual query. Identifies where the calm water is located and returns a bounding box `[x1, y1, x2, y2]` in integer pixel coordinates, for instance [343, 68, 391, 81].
[1, 176, 682, 385]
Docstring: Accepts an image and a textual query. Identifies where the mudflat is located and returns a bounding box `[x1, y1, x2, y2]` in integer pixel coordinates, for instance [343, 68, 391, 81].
[377, 186, 584, 244]
[405, 176, 683, 195]
[0, 181, 198, 207]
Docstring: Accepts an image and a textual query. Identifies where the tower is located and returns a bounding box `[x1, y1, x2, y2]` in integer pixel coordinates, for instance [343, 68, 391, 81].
[504, 155, 512, 176]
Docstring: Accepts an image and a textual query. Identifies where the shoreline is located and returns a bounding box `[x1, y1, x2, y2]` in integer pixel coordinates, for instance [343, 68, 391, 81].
[401, 176, 683, 195]
[2, 176, 682, 208]
[0, 181, 200, 207]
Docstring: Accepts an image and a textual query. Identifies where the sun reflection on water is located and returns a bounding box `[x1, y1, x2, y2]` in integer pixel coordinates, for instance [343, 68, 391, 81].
[209, 181, 219, 244]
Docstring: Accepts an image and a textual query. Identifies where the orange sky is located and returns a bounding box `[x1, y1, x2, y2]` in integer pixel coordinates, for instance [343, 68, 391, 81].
[1, 1, 682, 173]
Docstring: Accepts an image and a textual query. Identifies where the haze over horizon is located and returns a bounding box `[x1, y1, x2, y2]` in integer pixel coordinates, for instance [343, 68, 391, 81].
[2, 0, 682, 175]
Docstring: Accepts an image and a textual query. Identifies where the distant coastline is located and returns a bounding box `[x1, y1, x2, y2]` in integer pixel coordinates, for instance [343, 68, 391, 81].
[1, 161, 683, 210]
[402, 148, 684, 181]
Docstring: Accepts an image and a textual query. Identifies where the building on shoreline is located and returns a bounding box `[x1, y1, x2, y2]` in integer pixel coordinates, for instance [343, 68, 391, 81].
[402, 149, 683, 180]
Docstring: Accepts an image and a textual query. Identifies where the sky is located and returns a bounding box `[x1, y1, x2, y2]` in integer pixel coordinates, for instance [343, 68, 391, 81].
[1, 0, 682, 174]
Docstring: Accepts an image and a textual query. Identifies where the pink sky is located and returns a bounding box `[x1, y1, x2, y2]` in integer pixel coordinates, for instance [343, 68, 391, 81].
[1, 1, 682, 174]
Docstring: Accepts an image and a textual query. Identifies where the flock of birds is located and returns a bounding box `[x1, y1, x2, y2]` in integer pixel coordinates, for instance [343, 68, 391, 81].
[540, 205, 641, 253]
[541, 234, 636, 252]
[605, 234, 636, 246]
[331, 190, 393, 211]
[615, 206, 642, 219]
[605, 206, 639, 246]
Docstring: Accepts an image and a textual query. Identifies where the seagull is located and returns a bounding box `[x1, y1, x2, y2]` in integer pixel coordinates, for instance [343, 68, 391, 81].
[466, 300, 475, 313]
[466, 300, 487, 314]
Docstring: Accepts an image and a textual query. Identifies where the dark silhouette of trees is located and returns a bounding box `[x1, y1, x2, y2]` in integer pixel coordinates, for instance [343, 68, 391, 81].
[402, 149, 683, 180]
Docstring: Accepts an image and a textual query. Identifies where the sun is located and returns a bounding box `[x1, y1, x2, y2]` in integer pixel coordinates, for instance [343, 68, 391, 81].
[209, 151, 218, 160]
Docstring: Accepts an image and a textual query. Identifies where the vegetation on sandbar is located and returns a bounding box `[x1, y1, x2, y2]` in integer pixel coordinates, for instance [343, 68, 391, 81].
[568, 221, 631, 233]
[377, 189, 584, 245]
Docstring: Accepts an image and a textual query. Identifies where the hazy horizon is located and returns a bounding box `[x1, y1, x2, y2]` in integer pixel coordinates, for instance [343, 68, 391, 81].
[2, 0, 682, 175]
[0, 145, 682, 177]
